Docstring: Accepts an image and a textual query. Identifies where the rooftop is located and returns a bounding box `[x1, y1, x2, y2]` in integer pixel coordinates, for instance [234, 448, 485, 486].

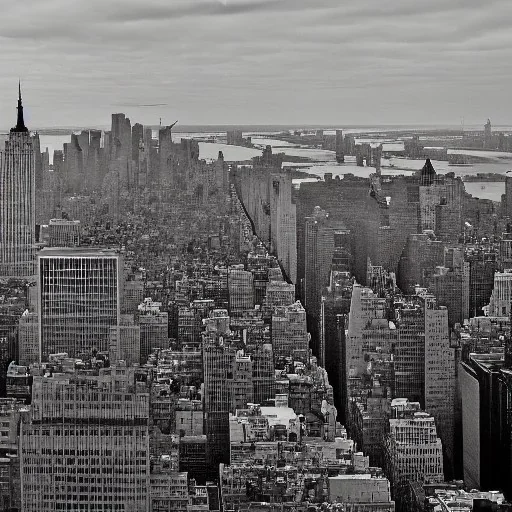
[38, 247, 119, 258]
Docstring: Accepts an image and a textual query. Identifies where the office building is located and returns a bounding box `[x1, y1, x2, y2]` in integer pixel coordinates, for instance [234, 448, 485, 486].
[48, 219, 81, 247]
[20, 364, 150, 511]
[109, 317, 141, 365]
[138, 298, 169, 363]
[271, 301, 309, 363]
[265, 280, 295, 308]
[37, 247, 122, 360]
[430, 248, 470, 327]
[270, 173, 297, 284]
[179, 436, 207, 484]
[424, 301, 456, 477]
[203, 341, 237, 475]
[63, 134, 84, 193]
[335, 129, 344, 163]
[252, 344, 275, 405]
[0, 85, 36, 277]
[226, 130, 243, 146]
[18, 311, 39, 366]
[467, 247, 498, 317]
[228, 267, 254, 315]
[459, 353, 512, 498]
[175, 399, 204, 437]
[384, 403, 444, 509]
[397, 233, 445, 293]
[487, 270, 512, 318]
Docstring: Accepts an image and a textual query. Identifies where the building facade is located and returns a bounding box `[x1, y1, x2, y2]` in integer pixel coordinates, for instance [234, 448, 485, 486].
[37, 248, 122, 360]
[0, 86, 36, 277]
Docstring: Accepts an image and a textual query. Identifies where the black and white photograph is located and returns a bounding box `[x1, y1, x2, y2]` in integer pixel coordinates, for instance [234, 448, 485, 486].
[0, 0, 511, 510]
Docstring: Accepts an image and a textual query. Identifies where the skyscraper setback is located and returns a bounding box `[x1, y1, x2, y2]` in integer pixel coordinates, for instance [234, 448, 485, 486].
[0, 85, 36, 277]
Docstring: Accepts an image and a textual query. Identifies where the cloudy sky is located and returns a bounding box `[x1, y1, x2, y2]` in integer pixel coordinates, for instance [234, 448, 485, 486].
[0, 0, 510, 128]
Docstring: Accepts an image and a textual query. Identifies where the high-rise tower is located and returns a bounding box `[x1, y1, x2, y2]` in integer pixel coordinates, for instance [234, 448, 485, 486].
[37, 247, 122, 361]
[0, 84, 36, 277]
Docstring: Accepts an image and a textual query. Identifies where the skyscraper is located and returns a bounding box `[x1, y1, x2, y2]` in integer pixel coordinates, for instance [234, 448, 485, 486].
[202, 340, 236, 476]
[21, 364, 151, 511]
[304, 207, 350, 361]
[459, 352, 512, 497]
[228, 267, 254, 315]
[335, 129, 344, 163]
[37, 247, 122, 361]
[0, 84, 36, 277]
[138, 297, 169, 363]
[269, 173, 297, 284]
[271, 301, 309, 364]
[384, 400, 444, 509]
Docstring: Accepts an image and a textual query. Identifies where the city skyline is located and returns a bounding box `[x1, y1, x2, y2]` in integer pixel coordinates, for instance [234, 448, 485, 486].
[1, 0, 512, 127]
[1, 2, 512, 507]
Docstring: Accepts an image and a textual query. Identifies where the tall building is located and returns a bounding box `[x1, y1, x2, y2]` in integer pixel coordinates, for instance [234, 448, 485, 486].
[226, 130, 243, 146]
[251, 344, 275, 405]
[63, 134, 84, 193]
[346, 285, 456, 472]
[430, 247, 470, 327]
[467, 247, 498, 317]
[484, 118, 492, 149]
[459, 352, 512, 497]
[394, 302, 425, 405]
[138, 298, 169, 363]
[269, 173, 297, 284]
[345, 285, 389, 423]
[335, 129, 344, 163]
[228, 267, 254, 315]
[271, 301, 309, 363]
[486, 269, 512, 318]
[320, 271, 352, 417]
[424, 300, 456, 477]
[504, 175, 512, 218]
[0, 85, 36, 277]
[304, 207, 350, 361]
[37, 247, 122, 360]
[20, 364, 151, 511]
[384, 401, 444, 510]
[18, 311, 39, 366]
[109, 316, 141, 365]
[203, 341, 236, 476]
[47, 219, 81, 247]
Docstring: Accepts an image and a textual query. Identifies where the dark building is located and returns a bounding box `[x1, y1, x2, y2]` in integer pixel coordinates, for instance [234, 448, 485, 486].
[460, 353, 512, 500]
[179, 435, 207, 484]
[397, 233, 445, 293]
[467, 248, 498, 317]
[335, 130, 344, 163]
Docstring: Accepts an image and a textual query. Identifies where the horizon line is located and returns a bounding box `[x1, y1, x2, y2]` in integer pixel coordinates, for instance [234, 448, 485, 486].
[0, 122, 506, 134]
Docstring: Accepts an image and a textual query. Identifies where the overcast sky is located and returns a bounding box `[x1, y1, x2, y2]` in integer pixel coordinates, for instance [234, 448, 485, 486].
[0, 0, 511, 128]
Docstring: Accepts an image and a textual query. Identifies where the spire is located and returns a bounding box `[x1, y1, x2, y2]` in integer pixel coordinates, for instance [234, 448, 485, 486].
[419, 158, 436, 186]
[11, 80, 28, 133]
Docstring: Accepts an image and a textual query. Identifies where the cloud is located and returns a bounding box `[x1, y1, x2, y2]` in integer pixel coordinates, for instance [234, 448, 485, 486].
[0, 0, 511, 127]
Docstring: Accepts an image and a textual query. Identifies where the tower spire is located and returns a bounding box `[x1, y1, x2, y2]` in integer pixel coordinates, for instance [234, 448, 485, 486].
[11, 80, 28, 133]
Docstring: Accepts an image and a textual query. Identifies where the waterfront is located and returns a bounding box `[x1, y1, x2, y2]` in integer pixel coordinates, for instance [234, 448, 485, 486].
[37, 132, 512, 201]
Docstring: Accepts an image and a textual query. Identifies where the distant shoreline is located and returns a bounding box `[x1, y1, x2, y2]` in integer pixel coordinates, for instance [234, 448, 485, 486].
[3, 124, 512, 136]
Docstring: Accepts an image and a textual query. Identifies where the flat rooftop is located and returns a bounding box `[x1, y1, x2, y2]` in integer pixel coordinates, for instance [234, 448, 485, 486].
[38, 247, 119, 258]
